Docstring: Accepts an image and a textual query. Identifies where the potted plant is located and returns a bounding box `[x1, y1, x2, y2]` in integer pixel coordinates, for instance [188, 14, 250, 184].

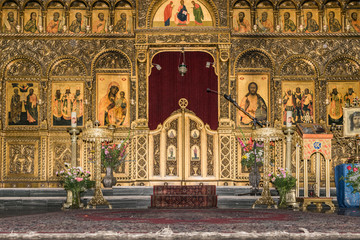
[56, 164, 94, 209]
[101, 137, 129, 188]
[269, 167, 297, 208]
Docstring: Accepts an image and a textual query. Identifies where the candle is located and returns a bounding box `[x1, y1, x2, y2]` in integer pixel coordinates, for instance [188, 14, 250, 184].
[286, 111, 293, 127]
[71, 112, 77, 128]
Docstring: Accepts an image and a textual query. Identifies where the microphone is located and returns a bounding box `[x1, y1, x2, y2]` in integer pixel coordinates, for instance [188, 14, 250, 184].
[206, 88, 220, 95]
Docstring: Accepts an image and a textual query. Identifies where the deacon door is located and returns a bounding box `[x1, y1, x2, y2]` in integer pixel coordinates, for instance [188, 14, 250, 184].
[148, 99, 218, 184]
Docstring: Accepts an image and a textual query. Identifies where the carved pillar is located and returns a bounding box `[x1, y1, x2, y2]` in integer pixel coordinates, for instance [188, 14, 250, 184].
[320, 10, 324, 32]
[19, 10, 24, 33]
[251, 10, 256, 31]
[341, 10, 346, 32]
[296, 10, 302, 32]
[218, 44, 230, 121]
[318, 77, 327, 123]
[65, 9, 69, 33]
[273, 77, 282, 123]
[135, 44, 148, 122]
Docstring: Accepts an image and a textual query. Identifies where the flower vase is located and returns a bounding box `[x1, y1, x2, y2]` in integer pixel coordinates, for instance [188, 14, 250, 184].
[278, 189, 288, 209]
[71, 189, 82, 209]
[102, 166, 117, 188]
[249, 165, 261, 190]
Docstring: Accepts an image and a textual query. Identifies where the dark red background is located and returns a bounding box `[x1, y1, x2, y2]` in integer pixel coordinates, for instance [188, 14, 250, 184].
[148, 51, 218, 130]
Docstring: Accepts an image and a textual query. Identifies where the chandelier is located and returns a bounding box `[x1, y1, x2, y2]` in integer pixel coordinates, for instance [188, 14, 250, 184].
[178, 48, 187, 76]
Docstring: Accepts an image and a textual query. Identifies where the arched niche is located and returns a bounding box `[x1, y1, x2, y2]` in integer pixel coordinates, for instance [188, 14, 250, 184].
[235, 49, 273, 70]
[92, 50, 132, 128]
[256, 0, 275, 32]
[4, 57, 41, 78]
[278, 0, 297, 33]
[232, 0, 252, 33]
[279, 56, 318, 78]
[148, 0, 219, 28]
[69, 0, 88, 33]
[46, 1, 65, 34]
[301, 0, 320, 33]
[48, 57, 87, 78]
[324, 56, 360, 78]
[23, 0, 43, 33]
[91, 1, 110, 33]
[324, 0, 343, 33]
[114, 0, 133, 33]
[2, 0, 19, 33]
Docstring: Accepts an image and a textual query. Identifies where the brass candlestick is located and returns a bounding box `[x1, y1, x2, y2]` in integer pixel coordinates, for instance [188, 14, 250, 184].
[82, 122, 115, 209]
[252, 127, 284, 209]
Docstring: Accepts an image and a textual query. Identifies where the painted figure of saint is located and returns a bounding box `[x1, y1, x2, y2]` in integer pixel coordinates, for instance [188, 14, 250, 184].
[344, 88, 357, 107]
[93, 12, 107, 33]
[294, 87, 303, 123]
[301, 88, 313, 121]
[114, 13, 127, 33]
[191, 1, 204, 25]
[10, 88, 22, 124]
[61, 88, 73, 120]
[69, 12, 85, 33]
[329, 88, 343, 125]
[98, 82, 120, 126]
[283, 89, 295, 124]
[47, 12, 63, 33]
[283, 12, 296, 33]
[304, 12, 319, 33]
[3, 11, 18, 33]
[235, 12, 250, 33]
[115, 91, 127, 126]
[239, 82, 267, 125]
[24, 12, 38, 33]
[52, 89, 62, 122]
[164, 1, 173, 26]
[328, 11, 341, 33]
[175, 0, 189, 26]
[349, 12, 360, 33]
[24, 88, 38, 123]
[258, 12, 274, 33]
[350, 112, 360, 131]
[72, 88, 83, 120]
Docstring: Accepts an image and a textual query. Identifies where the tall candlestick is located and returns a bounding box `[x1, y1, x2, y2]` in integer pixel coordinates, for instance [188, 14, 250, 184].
[71, 112, 77, 128]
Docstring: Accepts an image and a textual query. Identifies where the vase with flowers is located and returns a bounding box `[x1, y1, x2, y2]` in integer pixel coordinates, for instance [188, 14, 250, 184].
[344, 164, 360, 193]
[269, 167, 297, 208]
[56, 164, 94, 209]
[101, 138, 129, 188]
[237, 137, 264, 191]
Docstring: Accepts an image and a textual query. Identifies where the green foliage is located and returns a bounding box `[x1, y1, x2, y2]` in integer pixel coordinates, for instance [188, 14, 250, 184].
[238, 137, 264, 170]
[56, 164, 94, 192]
[101, 134, 129, 169]
[269, 167, 297, 195]
[344, 164, 360, 194]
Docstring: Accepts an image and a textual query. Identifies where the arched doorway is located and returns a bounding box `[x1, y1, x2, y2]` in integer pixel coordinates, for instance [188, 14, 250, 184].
[148, 51, 218, 130]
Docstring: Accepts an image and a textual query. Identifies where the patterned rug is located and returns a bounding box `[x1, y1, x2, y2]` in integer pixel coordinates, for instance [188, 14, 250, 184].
[0, 209, 360, 239]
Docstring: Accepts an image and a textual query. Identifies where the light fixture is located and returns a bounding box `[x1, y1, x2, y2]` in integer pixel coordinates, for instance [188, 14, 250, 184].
[206, 61, 214, 68]
[178, 48, 187, 76]
[152, 63, 162, 71]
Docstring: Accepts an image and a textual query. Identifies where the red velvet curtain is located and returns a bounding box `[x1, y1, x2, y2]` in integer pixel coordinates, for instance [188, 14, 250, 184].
[149, 51, 218, 130]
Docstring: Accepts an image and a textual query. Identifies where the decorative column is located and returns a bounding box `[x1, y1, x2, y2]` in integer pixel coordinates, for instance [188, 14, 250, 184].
[283, 126, 299, 208]
[67, 127, 81, 167]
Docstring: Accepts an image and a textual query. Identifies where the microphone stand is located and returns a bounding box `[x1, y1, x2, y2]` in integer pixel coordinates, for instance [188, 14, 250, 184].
[220, 91, 264, 196]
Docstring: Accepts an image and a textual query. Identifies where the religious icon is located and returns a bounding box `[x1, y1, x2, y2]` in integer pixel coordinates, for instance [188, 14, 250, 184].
[282, 81, 315, 125]
[191, 129, 199, 138]
[96, 74, 129, 127]
[191, 145, 200, 160]
[327, 82, 360, 126]
[6, 82, 39, 126]
[168, 129, 176, 138]
[51, 82, 84, 127]
[343, 107, 360, 137]
[237, 74, 269, 126]
[233, 10, 251, 33]
[167, 145, 176, 160]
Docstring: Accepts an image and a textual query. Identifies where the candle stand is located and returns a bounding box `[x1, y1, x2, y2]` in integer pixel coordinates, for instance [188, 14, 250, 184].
[252, 127, 284, 209]
[82, 122, 115, 209]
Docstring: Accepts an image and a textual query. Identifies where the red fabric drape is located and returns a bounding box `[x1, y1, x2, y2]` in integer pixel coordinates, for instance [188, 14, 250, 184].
[149, 51, 218, 130]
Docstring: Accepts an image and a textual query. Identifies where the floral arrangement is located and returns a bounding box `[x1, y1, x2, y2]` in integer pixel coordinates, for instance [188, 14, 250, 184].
[269, 167, 297, 207]
[56, 164, 94, 208]
[56, 164, 94, 191]
[344, 164, 360, 193]
[101, 138, 129, 170]
[237, 137, 264, 170]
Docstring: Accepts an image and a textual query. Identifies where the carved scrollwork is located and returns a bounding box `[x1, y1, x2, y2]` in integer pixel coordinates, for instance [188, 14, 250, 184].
[95, 52, 131, 69]
[51, 59, 86, 76]
[9, 144, 36, 175]
[325, 57, 360, 77]
[6, 59, 41, 77]
[280, 58, 316, 76]
[236, 50, 272, 69]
